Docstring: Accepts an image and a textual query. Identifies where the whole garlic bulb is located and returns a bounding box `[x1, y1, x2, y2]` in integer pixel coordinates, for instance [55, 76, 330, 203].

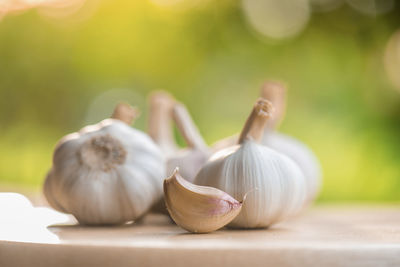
[168, 102, 210, 181]
[263, 131, 321, 205]
[211, 81, 322, 204]
[195, 99, 306, 228]
[148, 91, 179, 157]
[261, 81, 321, 203]
[148, 91, 209, 182]
[44, 103, 165, 225]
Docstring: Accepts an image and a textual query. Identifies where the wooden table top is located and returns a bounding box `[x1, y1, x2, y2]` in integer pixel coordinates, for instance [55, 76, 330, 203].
[0, 193, 399, 267]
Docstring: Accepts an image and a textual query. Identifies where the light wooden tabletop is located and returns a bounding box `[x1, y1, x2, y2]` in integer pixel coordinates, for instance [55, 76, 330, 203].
[0, 194, 399, 267]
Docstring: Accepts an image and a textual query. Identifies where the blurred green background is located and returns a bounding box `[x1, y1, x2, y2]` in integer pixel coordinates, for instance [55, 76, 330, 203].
[1, 0, 400, 202]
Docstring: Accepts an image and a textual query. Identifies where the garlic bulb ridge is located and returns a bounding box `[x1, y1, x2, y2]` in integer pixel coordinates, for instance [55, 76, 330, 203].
[195, 98, 307, 228]
[44, 103, 165, 225]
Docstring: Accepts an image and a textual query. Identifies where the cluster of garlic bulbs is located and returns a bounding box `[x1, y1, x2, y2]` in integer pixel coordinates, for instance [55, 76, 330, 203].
[44, 94, 211, 224]
[164, 83, 321, 232]
[165, 98, 306, 231]
[43, 84, 321, 232]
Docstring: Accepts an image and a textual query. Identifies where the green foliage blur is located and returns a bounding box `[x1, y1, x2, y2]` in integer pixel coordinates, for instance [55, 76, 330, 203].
[1, 0, 400, 202]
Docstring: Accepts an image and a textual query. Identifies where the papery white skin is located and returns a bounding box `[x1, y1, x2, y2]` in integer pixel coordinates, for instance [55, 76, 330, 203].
[148, 91, 178, 158]
[44, 119, 165, 225]
[166, 149, 209, 182]
[148, 92, 209, 183]
[195, 141, 306, 228]
[167, 102, 210, 182]
[211, 81, 321, 205]
[212, 132, 321, 205]
[262, 130, 321, 204]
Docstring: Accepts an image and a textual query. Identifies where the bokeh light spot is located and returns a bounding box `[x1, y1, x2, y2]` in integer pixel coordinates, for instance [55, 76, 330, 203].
[84, 88, 145, 126]
[310, 0, 343, 13]
[384, 30, 400, 93]
[149, 0, 206, 11]
[0, 0, 88, 20]
[242, 0, 310, 40]
[346, 0, 394, 16]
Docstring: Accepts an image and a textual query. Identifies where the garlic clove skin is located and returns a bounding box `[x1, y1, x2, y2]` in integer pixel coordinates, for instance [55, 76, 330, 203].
[44, 105, 165, 225]
[195, 98, 307, 228]
[164, 169, 242, 233]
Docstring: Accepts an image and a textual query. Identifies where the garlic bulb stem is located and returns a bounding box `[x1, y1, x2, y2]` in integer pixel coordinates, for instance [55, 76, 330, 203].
[111, 103, 140, 125]
[238, 98, 274, 144]
[172, 103, 208, 151]
[148, 91, 178, 155]
[261, 81, 286, 130]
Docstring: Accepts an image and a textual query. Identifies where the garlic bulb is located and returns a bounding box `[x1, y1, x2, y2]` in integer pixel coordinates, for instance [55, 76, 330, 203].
[148, 91, 179, 157]
[164, 168, 242, 233]
[211, 81, 322, 204]
[148, 91, 209, 182]
[111, 102, 140, 125]
[263, 131, 321, 204]
[148, 92, 210, 215]
[44, 103, 165, 225]
[168, 102, 210, 181]
[260, 81, 286, 130]
[261, 81, 322, 203]
[195, 99, 306, 228]
[211, 81, 286, 151]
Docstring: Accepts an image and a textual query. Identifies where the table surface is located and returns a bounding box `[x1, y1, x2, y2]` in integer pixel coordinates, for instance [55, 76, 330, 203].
[0, 194, 399, 267]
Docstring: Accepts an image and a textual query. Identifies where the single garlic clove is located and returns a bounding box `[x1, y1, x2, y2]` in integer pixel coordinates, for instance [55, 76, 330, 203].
[164, 169, 242, 233]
